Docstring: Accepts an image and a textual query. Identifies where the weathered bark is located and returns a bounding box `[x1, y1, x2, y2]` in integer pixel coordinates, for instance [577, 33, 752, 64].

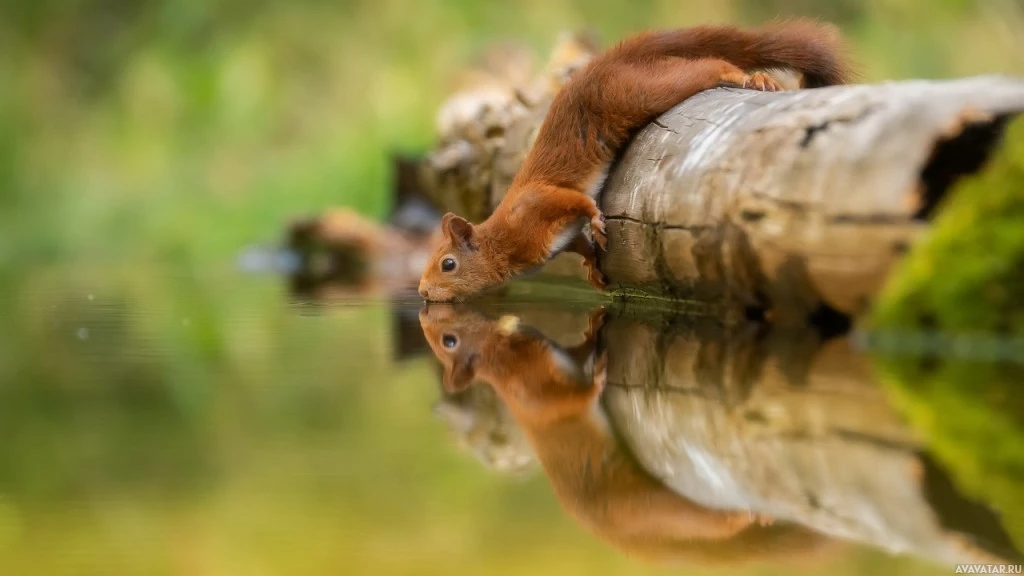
[424, 76, 1024, 323]
[596, 77, 1024, 323]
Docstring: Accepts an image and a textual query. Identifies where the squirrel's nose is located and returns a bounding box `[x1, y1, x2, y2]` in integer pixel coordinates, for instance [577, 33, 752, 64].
[418, 284, 429, 300]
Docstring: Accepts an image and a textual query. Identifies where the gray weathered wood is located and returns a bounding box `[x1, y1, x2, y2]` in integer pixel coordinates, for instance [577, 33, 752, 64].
[595, 77, 1024, 323]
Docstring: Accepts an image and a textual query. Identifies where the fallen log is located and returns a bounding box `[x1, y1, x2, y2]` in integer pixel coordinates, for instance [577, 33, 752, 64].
[422, 73, 1024, 325]
[596, 78, 1024, 325]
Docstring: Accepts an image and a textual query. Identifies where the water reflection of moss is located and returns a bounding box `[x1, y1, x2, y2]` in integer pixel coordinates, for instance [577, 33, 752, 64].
[875, 360, 1024, 552]
[871, 116, 1024, 551]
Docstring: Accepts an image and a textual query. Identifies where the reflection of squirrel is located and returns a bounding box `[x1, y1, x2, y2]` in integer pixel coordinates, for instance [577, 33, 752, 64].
[419, 305, 835, 565]
[418, 20, 853, 301]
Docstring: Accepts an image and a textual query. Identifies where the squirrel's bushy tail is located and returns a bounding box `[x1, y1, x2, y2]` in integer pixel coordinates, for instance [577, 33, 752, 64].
[613, 19, 854, 87]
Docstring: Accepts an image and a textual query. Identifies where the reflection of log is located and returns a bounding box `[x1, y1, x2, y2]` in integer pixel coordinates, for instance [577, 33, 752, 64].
[419, 303, 1020, 567]
[433, 378, 537, 477]
[601, 315, 1021, 566]
[418, 304, 835, 567]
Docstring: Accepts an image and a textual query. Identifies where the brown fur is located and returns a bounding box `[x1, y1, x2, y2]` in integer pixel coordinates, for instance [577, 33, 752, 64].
[419, 305, 837, 565]
[418, 20, 854, 302]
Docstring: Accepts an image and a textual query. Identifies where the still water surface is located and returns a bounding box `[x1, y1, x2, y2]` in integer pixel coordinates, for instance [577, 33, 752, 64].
[1, 266, 1020, 575]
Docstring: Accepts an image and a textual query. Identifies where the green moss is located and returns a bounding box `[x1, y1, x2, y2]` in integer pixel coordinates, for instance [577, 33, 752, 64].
[872, 116, 1024, 335]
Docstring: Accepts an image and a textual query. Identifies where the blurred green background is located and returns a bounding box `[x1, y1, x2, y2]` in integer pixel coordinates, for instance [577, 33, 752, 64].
[2, 0, 1023, 270]
[1, 0, 1023, 574]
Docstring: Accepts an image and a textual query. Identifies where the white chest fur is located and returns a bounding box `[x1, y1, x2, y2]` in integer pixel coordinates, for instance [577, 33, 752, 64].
[547, 218, 585, 258]
[585, 165, 610, 199]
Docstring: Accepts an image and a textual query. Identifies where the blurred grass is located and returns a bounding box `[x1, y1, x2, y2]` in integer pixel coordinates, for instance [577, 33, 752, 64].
[1, 0, 1023, 270]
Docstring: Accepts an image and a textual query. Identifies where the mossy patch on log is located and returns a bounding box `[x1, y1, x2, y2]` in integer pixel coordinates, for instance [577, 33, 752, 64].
[871, 115, 1024, 335]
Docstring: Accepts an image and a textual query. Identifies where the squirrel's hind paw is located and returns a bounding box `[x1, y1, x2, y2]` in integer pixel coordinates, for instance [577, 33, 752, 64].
[743, 72, 783, 92]
[718, 70, 784, 92]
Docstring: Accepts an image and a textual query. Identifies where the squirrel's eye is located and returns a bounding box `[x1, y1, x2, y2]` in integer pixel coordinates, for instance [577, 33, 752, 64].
[441, 257, 457, 272]
[442, 334, 458, 349]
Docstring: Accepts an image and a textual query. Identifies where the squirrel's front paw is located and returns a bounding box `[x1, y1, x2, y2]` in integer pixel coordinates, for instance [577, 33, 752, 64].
[590, 213, 607, 251]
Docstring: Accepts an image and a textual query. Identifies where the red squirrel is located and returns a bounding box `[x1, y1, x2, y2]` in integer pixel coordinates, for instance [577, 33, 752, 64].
[418, 20, 852, 301]
[419, 305, 836, 565]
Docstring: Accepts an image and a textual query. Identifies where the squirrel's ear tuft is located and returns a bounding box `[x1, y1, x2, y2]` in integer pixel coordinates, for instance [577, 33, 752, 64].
[442, 213, 477, 250]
